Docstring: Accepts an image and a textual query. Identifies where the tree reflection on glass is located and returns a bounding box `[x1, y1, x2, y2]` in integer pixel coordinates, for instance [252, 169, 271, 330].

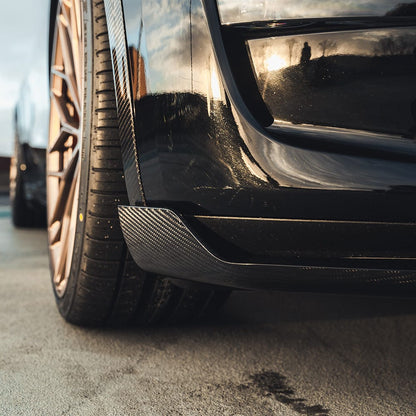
[249, 28, 416, 138]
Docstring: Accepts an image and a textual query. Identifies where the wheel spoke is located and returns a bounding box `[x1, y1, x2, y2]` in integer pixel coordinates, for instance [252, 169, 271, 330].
[67, 1, 82, 94]
[51, 64, 81, 116]
[48, 128, 71, 153]
[58, 14, 75, 79]
[49, 240, 63, 283]
[49, 145, 79, 179]
[49, 220, 61, 245]
[51, 65, 65, 80]
[50, 149, 79, 223]
[57, 14, 81, 113]
[48, 0, 83, 298]
[53, 175, 76, 288]
[51, 91, 78, 129]
[48, 125, 79, 154]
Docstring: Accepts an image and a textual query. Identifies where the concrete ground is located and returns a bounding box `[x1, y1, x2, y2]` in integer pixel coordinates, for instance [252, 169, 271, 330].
[1, 193, 416, 415]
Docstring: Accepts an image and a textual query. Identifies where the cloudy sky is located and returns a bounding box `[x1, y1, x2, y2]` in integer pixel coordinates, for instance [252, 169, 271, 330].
[0, 0, 49, 156]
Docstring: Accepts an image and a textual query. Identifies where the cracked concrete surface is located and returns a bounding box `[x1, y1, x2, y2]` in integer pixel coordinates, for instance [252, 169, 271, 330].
[1, 195, 416, 415]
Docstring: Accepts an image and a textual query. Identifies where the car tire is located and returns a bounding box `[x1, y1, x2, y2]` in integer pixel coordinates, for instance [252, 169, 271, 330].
[47, 0, 229, 326]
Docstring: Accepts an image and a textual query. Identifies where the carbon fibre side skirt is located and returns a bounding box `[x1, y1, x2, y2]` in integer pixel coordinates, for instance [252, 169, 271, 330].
[118, 205, 416, 293]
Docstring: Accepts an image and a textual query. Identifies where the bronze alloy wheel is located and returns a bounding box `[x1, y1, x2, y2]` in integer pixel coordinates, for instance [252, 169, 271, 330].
[48, 0, 83, 297]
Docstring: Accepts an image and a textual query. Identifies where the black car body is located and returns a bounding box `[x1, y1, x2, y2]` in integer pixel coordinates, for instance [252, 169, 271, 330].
[108, 0, 416, 293]
[12, 0, 416, 325]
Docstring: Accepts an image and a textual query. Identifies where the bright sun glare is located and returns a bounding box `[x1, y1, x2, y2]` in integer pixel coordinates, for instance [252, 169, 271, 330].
[265, 54, 286, 72]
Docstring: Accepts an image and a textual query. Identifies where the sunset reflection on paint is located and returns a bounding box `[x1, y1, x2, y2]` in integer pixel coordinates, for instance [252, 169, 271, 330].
[265, 54, 286, 72]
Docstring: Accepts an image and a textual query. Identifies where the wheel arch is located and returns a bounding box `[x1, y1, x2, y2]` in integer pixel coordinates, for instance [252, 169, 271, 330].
[102, 0, 146, 206]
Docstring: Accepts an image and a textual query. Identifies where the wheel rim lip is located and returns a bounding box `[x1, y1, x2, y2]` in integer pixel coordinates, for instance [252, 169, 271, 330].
[47, 0, 84, 298]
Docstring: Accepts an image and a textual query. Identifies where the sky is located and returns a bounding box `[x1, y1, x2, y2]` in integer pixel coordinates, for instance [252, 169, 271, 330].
[0, 0, 50, 156]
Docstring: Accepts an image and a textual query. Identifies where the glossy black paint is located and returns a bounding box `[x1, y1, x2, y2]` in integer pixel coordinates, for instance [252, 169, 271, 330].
[120, 0, 416, 225]
[188, 214, 416, 268]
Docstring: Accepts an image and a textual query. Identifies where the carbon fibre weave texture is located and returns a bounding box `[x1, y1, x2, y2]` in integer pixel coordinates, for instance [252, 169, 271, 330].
[118, 206, 416, 292]
[103, 0, 145, 205]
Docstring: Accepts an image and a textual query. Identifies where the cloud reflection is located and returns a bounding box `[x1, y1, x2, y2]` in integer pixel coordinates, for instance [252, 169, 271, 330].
[218, 0, 407, 23]
[137, 0, 222, 99]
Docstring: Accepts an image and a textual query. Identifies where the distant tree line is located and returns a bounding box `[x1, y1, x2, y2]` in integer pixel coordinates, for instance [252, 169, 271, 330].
[374, 35, 416, 56]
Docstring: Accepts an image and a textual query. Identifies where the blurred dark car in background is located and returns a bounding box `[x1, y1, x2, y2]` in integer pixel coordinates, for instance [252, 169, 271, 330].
[0, 157, 10, 193]
[9, 33, 49, 227]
